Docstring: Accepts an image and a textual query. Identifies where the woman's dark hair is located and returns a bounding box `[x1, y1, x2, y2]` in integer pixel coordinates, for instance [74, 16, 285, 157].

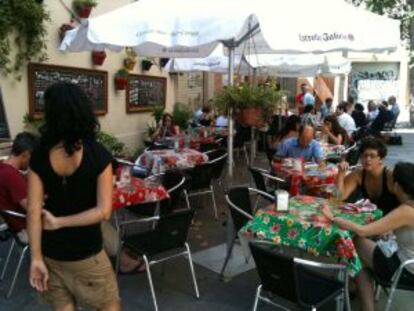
[393, 162, 414, 198]
[354, 103, 364, 112]
[303, 104, 314, 114]
[162, 113, 173, 126]
[359, 137, 387, 159]
[276, 115, 301, 141]
[323, 115, 349, 144]
[40, 82, 99, 155]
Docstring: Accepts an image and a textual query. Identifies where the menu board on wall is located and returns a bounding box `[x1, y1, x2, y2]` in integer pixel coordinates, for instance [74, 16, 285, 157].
[28, 63, 108, 118]
[126, 74, 166, 113]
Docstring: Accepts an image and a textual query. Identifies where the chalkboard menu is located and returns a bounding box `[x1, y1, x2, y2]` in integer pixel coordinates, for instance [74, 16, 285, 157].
[126, 74, 166, 113]
[28, 63, 108, 118]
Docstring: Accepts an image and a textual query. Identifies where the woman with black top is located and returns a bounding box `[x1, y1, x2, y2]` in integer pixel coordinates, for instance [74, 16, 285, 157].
[27, 83, 120, 311]
[321, 115, 349, 146]
[335, 137, 399, 215]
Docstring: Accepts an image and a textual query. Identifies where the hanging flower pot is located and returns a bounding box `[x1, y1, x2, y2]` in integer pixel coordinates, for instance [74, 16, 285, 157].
[92, 50, 107, 66]
[59, 23, 75, 42]
[73, 0, 98, 19]
[141, 59, 153, 71]
[160, 58, 170, 68]
[114, 69, 129, 90]
[237, 107, 263, 127]
[124, 58, 136, 71]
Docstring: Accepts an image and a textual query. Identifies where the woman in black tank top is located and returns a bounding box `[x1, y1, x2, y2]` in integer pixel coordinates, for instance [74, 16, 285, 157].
[336, 137, 399, 215]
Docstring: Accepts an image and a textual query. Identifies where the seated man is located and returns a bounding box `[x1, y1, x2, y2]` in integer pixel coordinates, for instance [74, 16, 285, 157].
[276, 125, 324, 163]
[0, 132, 37, 243]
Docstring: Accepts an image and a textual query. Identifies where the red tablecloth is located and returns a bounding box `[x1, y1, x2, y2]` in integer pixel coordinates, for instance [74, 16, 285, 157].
[272, 160, 338, 197]
[138, 148, 209, 171]
[112, 177, 169, 210]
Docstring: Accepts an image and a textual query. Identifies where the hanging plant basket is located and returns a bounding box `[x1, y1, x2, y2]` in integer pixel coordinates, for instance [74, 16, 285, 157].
[124, 58, 136, 71]
[160, 58, 170, 68]
[92, 50, 107, 66]
[141, 60, 153, 71]
[114, 76, 128, 90]
[76, 5, 93, 18]
[59, 23, 75, 42]
[237, 107, 263, 127]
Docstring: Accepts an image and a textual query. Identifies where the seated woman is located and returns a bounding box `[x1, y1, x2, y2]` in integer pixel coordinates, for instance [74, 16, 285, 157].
[321, 115, 349, 146]
[323, 161, 414, 311]
[199, 104, 215, 127]
[336, 137, 399, 215]
[270, 115, 301, 150]
[152, 113, 180, 141]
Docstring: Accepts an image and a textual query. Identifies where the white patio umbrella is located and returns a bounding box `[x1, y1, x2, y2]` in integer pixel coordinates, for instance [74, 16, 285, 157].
[60, 0, 400, 179]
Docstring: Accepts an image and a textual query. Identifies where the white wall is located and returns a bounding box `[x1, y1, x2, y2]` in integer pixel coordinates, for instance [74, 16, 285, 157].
[0, 0, 175, 151]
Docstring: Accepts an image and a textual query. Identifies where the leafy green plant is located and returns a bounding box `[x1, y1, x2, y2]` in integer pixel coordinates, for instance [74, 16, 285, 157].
[96, 131, 127, 157]
[213, 84, 282, 113]
[23, 113, 43, 136]
[172, 102, 192, 130]
[0, 0, 50, 78]
[152, 105, 165, 126]
[115, 68, 129, 77]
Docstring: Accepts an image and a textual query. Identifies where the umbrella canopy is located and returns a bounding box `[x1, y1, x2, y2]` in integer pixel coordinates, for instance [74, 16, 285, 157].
[163, 44, 250, 73]
[60, 0, 400, 57]
[245, 53, 352, 77]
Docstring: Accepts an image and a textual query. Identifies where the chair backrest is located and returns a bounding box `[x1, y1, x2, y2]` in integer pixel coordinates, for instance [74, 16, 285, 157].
[345, 142, 360, 166]
[183, 162, 213, 191]
[156, 208, 195, 252]
[209, 151, 227, 181]
[249, 241, 298, 303]
[249, 167, 268, 194]
[0, 210, 26, 244]
[161, 171, 186, 212]
[225, 187, 254, 232]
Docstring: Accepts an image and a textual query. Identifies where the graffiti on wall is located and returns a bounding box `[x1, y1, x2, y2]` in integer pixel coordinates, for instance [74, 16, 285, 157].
[349, 62, 399, 102]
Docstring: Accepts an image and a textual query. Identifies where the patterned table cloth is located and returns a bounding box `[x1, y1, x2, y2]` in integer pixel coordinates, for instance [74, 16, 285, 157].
[193, 126, 229, 137]
[112, 177, 169, 210]
[138, 148, 209, 171]
[240, 195, 382, 277]
[321, 143, 346, 159]
[272, 160, 338, 197]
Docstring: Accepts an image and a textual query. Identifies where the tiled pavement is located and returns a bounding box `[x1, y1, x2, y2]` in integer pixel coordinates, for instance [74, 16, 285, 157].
[1, 132, 414, 310]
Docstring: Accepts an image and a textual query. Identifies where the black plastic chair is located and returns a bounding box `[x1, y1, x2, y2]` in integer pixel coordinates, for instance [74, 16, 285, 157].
[205, 149, 227, 185]
[122, 209, 199, 311]
[373, 258, 414, 311]
[220, 187, 274, 278]
[249, 241, 351, 311]
[0, 210, 29, 299]
[182, 161, 218, 219]
[249, 166, 286, 196]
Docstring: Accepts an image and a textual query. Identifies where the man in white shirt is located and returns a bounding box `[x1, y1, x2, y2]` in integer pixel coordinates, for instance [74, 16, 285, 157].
[336, 102, 356, 136]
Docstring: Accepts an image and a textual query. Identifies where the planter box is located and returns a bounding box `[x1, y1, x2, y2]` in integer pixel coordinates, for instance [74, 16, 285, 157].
[92, 51, 107, 66]
[76, 6, 93, 18]
[237, 107, 263, 127]
[114, 77, 128, 90]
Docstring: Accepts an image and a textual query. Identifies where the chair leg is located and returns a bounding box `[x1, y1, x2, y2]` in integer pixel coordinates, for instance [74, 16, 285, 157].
[219, 238, 236, 278]
[374, 283, 382, 301]
[185, 243, 200, 299]
[243, 146, 249, 165]
[143, 255, 158, 311]
[1, 239, 15, 281]
[6, 245, 28, 299]
[252, 284, 262, 311]
[210, 185, 218, 220]
[184, 190, 191, 210]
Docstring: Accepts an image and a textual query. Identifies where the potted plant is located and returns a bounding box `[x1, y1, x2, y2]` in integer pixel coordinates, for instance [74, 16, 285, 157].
[172, 102, 192, 130]
[114, 69, 129, 90]
[73, 0, 98, 19]
[59, 22, 75, 41]
[159, 58, 170, 68]
[214, 84, 282, 127]
[141, 58, 154, 71]
[92, 50, 106, 65]
[152, 104, 165, 126]
[124, 47, 137, 71]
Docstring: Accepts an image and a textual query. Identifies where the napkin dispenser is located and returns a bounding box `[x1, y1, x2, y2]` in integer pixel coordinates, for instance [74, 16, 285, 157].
[275, 190, 289, 212]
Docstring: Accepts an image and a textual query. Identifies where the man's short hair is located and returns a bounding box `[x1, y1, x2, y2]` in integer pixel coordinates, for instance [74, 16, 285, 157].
[325, 97, 333, 103]
[11, 132, 38, 156]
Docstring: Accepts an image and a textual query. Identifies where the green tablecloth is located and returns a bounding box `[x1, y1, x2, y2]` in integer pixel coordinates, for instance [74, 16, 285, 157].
[240, 195, 383, 277]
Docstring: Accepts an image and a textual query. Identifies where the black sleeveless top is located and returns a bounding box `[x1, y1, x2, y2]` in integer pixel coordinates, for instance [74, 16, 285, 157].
[30, 140, 112, 261]
[360, 167, 399, 215]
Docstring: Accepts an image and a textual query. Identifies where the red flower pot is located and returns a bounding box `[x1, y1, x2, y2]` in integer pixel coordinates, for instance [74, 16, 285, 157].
[77, 6, 92, 18]
[114, 76, 128, 90]
[237, 107, 263, 127]
[92, 51, 106, 66]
